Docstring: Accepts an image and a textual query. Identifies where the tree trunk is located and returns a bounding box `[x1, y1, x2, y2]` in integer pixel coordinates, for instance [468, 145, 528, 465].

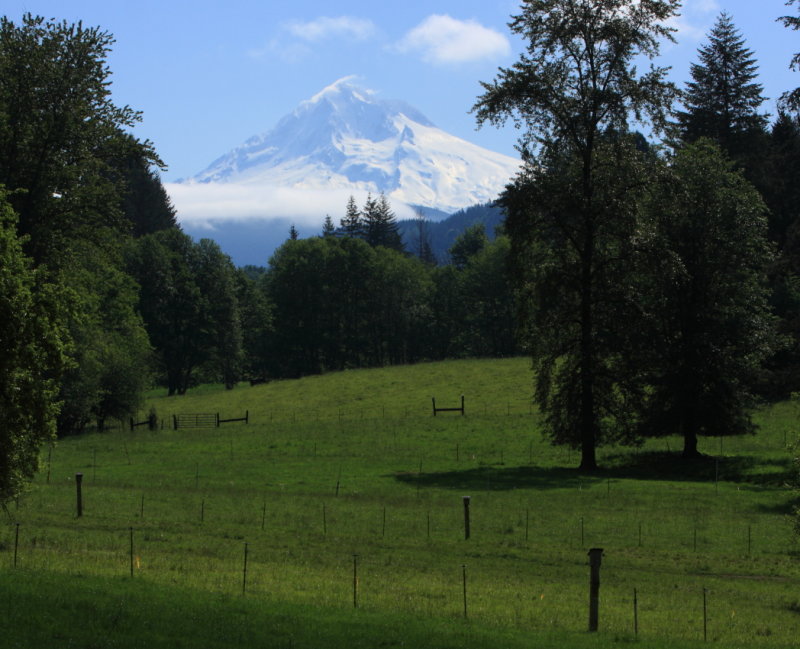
[682, 408, 701, 458]
[579, 251, 598, 472]
[579, 177, 598, 473]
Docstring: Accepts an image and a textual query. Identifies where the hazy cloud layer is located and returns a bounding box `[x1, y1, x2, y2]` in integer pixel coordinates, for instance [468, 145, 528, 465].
[395, 15, 510, 64]
[286, 16, 377, 42]
[165, 182, 417, 229]
[249, 15, 377, 62]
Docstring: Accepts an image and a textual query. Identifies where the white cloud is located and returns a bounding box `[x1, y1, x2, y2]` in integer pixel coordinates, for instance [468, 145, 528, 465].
[666, 0, 721, 43]
[165, 182, 416, 228]
[248, 16, 377, 63]
[286, 16, 377, 42]
[395, 15, 510, 64]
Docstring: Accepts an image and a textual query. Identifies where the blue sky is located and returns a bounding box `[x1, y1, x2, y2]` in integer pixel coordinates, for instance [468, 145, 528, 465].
[4, 0, 800, 183]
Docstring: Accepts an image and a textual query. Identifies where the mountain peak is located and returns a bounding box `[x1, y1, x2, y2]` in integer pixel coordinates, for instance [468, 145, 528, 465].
[306, 75, 372, 105]
[186, 80, 519, 214]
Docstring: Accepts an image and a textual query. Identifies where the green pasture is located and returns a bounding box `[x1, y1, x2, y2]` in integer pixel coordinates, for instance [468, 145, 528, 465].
[2, 357, 800, 648]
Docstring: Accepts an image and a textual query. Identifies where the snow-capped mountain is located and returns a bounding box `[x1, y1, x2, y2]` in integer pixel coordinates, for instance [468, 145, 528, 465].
[183, 77, 520, 215]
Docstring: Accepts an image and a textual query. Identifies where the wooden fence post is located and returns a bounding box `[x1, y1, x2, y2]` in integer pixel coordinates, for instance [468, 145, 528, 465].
[588, 548, 604, 632]
[463, 496, 471, 540]
[75, 473, 84, 517]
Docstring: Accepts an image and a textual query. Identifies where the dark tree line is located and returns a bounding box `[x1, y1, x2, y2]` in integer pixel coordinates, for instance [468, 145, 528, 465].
[232, 215, 518, 380]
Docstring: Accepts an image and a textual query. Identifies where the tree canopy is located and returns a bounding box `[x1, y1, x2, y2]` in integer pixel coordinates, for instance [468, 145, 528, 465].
[0, 14, 159, 267]
[0, 190, 69, 504]
[676, 12, 768, 163]
[779, 0, 800, 112]
[636, 140, 777, 456]
[475, 0, 680, 471]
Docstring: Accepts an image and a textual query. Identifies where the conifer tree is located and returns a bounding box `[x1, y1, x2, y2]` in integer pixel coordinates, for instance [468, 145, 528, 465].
[676, 13, 768, 161]
[778, 0, 800, 111]
[322, 215, 336, 237]
[340, 195, 363, 238]
[414, 208, 436, 265]
[364, 192, 403, 252]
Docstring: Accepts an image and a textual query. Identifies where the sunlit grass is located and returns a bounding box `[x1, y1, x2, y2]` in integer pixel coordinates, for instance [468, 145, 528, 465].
[3, 358, 800, 648]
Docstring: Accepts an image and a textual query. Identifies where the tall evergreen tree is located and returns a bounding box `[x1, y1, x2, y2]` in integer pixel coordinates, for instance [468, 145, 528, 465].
[115, 140, 178, 237]
[340, 195, 363, 238]
[413, 208, 436, 265]
[364, 192, 404, 252]
[778, 0, 800, 112]
[474, 0, 679, 471]
[322, 215, 336, 237]
[676, 13, 768, 163]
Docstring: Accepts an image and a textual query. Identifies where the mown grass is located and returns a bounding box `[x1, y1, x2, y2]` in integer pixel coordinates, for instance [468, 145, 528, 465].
[3, 357, 800, 648]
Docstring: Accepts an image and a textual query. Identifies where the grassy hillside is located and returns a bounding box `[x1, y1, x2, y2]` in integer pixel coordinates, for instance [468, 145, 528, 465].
[2, 358, 799, 648]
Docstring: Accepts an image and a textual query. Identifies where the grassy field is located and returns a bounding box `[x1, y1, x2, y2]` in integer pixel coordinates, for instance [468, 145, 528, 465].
[2, 357, 799, 648]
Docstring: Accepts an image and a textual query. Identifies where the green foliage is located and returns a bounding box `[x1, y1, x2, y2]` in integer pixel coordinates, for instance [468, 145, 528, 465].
[411, 207, 437, 265]
[339, 194, 363, 238]
[321, 215, 336, 237]
[676, 12, 769, 167]
[750, 113, 800, 396]
[235, 268, 273, 381]
[114, 136, 177, 237]
[778, 0, 800, 112]
[502, 139, 656, 461]
[456, 236, 517, 357]
[474, 0, 679, 471]
[635, 140, 777, 456]
[55, 240, 153, 435]
[0, 190, 68, 504]
[363, 192, 404, 252]
[0, 13, 164, 439]
[266, 236, 432, 375]
[126, 230, 243, 395]
[126, 230, 209, 395]
[192, 239, 243, 389]
[0, 13, 158, 267]
[448, 223, 488, 270]
[473, 0, 679, 157]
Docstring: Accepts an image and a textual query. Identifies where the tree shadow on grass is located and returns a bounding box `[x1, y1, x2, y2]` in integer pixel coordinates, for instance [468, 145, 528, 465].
[602, 451, 795, 487]
[392, 465, 586, 491]
[391, 451, 796, 493]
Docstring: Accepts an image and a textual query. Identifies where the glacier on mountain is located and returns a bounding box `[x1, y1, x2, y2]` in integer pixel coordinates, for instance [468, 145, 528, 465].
[178, 77, 520, 217]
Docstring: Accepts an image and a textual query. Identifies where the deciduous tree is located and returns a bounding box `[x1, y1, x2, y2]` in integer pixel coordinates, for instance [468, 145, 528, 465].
[474, 0, 679, 470]
[0, 14, 159, 266]
[636, 140, 776, 457]
[0, 190, 69, 503]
